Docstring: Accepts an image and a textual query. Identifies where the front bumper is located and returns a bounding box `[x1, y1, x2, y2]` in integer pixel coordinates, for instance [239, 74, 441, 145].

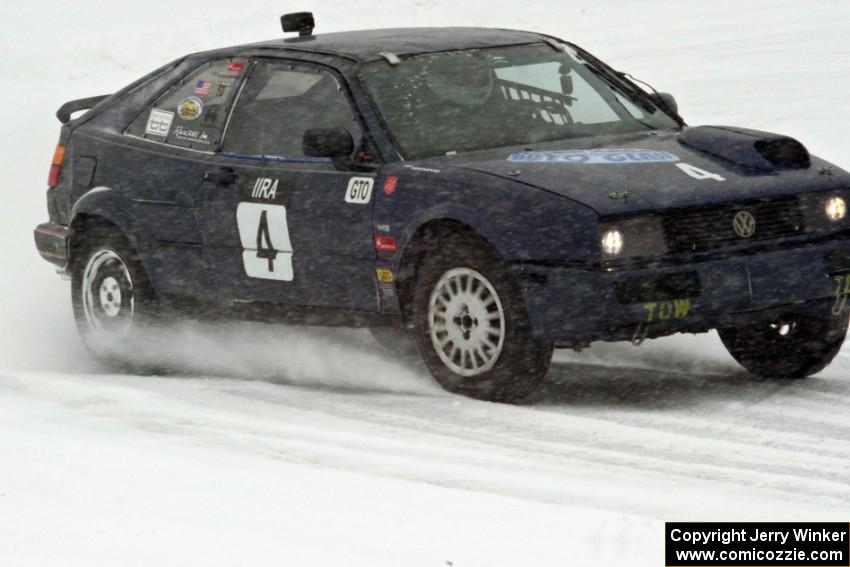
[33, 222, 71, 268]
[516, 235, 850, 343]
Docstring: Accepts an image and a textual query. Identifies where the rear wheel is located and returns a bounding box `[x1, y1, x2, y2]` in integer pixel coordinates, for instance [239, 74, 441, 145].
[71, 229, 158, 367]
[412, 235, 552, 402]
[718, 310, 848, 379]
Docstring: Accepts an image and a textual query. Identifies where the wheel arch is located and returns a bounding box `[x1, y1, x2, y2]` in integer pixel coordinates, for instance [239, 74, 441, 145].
[395, 217, 499, 325]
[69, 187, 141, 265]
[68, 210, 155, 302]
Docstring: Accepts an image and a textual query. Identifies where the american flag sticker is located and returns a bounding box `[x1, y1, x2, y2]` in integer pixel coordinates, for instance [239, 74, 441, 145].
[194, 80, 214, 96]
[144, 108, 174, 137]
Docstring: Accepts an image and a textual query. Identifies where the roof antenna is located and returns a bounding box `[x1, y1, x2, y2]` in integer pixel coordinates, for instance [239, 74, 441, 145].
[281, 12, 315, 37]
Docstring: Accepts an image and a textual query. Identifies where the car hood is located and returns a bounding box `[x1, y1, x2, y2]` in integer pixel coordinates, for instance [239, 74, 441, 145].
[437, 126, 848, 216]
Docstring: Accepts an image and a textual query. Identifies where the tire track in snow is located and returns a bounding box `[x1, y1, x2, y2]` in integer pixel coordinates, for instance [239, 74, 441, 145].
[6, 356, 850, 520]
[128, 364, 850, 512]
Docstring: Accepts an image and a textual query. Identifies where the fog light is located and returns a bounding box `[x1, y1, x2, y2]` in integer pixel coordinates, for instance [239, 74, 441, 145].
[601, 229, 624, 256]
[825, 196, 846, 222]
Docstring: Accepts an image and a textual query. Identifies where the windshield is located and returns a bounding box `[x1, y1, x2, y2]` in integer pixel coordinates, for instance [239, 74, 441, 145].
[360, 43, 679, 160]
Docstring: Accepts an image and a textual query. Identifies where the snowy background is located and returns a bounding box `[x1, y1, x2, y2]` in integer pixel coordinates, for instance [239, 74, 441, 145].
[2, 1, 850, 565]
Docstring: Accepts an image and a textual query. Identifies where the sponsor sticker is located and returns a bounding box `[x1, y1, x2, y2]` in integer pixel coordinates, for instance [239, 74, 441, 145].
[202, 105, 221, 125]
[194, 80, 214, 96]
[383, 176, 398, 195]
[177, 96, 204, 120]
[345, 177, 374, 204]
[403, 164, 441, 173]
[378, 284, 397, 308]
[507, 149, 679, 164]
[376, 268, 394, 284]
[144, 108, 174, 137]
[172, 125, 213, 145]
[251, 177, 279, 200]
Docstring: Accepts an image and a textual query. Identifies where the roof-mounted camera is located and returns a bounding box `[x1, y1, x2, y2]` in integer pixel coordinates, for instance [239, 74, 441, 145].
[281, 12, 315, 37]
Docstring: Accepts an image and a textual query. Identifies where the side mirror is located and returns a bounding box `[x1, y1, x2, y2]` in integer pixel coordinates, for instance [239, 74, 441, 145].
[652, 92, 679, 116]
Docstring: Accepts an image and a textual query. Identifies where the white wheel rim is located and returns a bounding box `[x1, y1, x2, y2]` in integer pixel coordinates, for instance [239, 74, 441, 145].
[428, 267, 505, 377]
[99, 276, 122, 317]
[81, 249, 135, 336]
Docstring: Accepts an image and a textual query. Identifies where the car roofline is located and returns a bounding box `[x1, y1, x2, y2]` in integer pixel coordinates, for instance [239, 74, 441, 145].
[204, 26, 555, 65]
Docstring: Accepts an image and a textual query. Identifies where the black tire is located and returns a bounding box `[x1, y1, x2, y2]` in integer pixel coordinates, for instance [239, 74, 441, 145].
[717, 310, 848, 379]
[412, 233, 553, 402]
[368, 326, 420, 360]
[71, 228, 159, 369]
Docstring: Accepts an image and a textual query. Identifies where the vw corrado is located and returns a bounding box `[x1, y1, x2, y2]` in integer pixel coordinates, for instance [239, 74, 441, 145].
[34, 13, 850, 401]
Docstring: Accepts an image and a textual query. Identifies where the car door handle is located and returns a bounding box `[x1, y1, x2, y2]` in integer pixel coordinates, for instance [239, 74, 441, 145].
[203, 167, 237, 186]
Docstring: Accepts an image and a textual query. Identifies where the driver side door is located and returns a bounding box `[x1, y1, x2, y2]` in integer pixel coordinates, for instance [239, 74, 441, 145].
[198, 58, 380, 312]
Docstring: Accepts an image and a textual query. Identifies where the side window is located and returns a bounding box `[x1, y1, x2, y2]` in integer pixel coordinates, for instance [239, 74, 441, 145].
[126, 58, 246, 150]
[221, 61, 361, 158]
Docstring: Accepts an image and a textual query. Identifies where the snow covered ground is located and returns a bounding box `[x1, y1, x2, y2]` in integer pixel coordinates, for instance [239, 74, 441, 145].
[2, 1, 850, 565]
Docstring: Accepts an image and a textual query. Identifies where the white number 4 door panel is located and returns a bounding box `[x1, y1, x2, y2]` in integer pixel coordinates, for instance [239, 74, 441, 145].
[236, 202, 293, 281]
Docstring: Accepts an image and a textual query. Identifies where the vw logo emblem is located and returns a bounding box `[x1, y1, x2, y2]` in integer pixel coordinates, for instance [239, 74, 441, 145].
[732, 210, 756, 238]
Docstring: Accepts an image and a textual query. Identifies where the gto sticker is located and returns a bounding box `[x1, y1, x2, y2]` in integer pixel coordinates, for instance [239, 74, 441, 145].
[507, 149, 679, 164]
[643, 299, 690, 322]
[345, 177, 374, 204]
[177, 96, 204, 120]
[144, 108, 174, 137]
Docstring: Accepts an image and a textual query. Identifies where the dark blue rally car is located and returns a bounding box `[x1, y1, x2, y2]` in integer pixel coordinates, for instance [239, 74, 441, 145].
[34, 13, 850, 401]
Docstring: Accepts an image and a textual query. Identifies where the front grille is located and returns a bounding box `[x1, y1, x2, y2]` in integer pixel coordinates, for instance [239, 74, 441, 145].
[662, 196, 804, 252]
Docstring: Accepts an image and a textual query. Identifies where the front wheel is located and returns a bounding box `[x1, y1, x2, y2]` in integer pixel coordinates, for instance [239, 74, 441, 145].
[718, 310, 848, 379]
[412, 236, 552, 402]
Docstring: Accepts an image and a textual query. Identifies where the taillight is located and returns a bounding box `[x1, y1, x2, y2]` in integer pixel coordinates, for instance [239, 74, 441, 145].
[47, 144, 65, 189]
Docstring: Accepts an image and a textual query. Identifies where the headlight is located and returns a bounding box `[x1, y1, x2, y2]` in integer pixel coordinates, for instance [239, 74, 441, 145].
[598, 216, 667, 260]
[825, 196, 846, 222]
[600, 228, 624, 256]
